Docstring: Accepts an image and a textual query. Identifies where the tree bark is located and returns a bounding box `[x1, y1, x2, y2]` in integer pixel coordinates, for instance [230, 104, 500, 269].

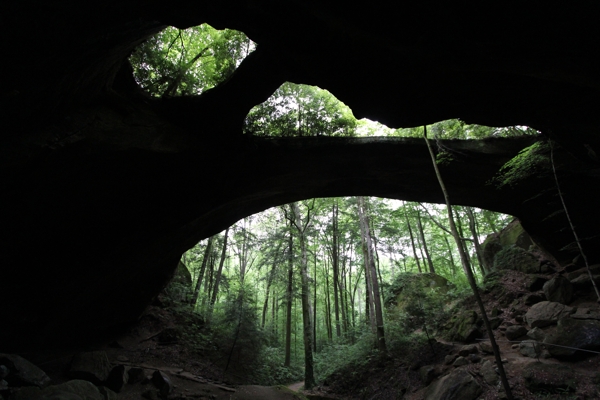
[262, 242, 281, 328]
[191, 236, 214, 308]
[357, 196, 386, 354]
[209, 228, 229, 316]
[404, 206, 422, 273]
[416, 208, 435, 274]
[423, 126, 513, 400]
[465, 206, 486, 274]
[284, 223, 294, 367]
[331, 202, 342, 338]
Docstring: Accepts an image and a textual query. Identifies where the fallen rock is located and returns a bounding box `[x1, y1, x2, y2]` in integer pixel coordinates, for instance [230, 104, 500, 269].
[523, 293, 545, 306]
[543, 276, 573, 305]
[525, 301, 573, 328]
[467, 354, 481, 363]
[519, 340, 541, 357]
[419, 365, 439, 385]
[444, 354, 458, 365]
[12, 379, 113, 400]
[527, 327, 546, 341]
[480, 360, 498, 385]
[479, 341, 493, 354]
[493, 245, 540, 273]
[424, 369, 482, 400]
[106, 365, 127, 392]
[446, 310, 482, 343]
[458, 344, 478, 356]
[544, 317, 600, 357]
[523, 362, 577, 393]
[151, 370, 172, 397]
[505, 325, 528, 340]
[70, 351, 112, 385]
[453, 356, 469, 367]
[0, 353, 51, 388]
[525, 276, 548, 292]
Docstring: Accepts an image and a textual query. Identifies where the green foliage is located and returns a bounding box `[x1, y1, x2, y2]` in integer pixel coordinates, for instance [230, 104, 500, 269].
[391, 119, 539, 140]
[130, 24, 253, 97]
[250, 347, 304, 385]
[244, 82, 357, 137]
[493, 141, 550, 188]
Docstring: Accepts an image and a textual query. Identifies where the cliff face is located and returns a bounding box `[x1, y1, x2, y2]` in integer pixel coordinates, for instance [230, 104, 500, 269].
[2, 2, 600, 350]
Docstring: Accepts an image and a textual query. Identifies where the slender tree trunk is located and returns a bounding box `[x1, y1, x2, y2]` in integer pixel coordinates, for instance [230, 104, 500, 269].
[284, 225, 294, 367]
[209, 228, 229, 316]
[405, 206, 422, 273]
[324, 259, 333, 340]
[357, 196, 387, 354]
[443, 235, 457, 276]
[313, 250, 317, 352]
[423, 126, 513, 400]
[465, 206, 486, 274]
[191, 236, 214, 308]
[291, 202, 316, 389]
[332, 202, 342, 338]
[262, 243, 281, 328]
[416, 208, 435, 274]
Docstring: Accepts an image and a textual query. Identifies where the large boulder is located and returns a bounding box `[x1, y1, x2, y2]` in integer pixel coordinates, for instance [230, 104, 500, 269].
[543, 275, 573, 305]
[424, 369, 482, 400]
[544, 317, 600, 357]
[493, 245, 541, 274]
[482, 219, 535, 271]
[505, 325, 528, 340]
[523, 362, 577, 393]
[69, 352, 112, 385]
[445, 310, 482, 343]
[12, 379, 115, 400]
[524, 301, 573, 328]
[0, 354, 51, 388]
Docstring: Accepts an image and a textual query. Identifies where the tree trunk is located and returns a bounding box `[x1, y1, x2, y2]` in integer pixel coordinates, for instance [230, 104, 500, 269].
[191, 236, 214, 308]
[209, 228, 229, 316]
[423, 126, 513, 400]
[405, 206, 422, 273]
[331, 202, 342, 338]
[284, 224, 294, 367]
[291, 202, 316, 389]
[357, 196, 387, 354]
[465, 206, 486, 274]
[416, 208, 435, 274]
[262, 243, 281, 328]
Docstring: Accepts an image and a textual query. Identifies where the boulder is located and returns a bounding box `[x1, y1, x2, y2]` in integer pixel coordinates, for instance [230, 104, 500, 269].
[493, 245, 540, 274]
[0, 353, 51, 388]
[425, 369, 482, 400]
[544, 317, 600, 357]
[565, 265, 600, 281]
[444, 354, 458, 365]
[543, 276, 573, 305]
[105, 365, 127, 392]
[458, 344, 478, 357]
[70, 351, 112, 385]
[446, 310, 482, 343]
[527, 327, 546, 341]
[467, 354, 481, 363]
[523, 293, 545, 306]
[519, 340, 541, 357]
[479, 341, 494, 354]
[482, 219, 535, 271]
[127, 367, 145, 384]
[524, 275, 548, 292]
[505, 325, 528, 340]
[523, 362, 577, 393]
[419, 365, 439, 385]
[151, 370, 172, 397]
[524, 301, 573, 328]
[453, 356, 469, 367]
[12, 379, 112, 400]
[480, 360, 498, 385]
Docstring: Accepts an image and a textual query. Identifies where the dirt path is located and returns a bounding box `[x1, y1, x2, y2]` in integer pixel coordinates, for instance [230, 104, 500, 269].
[286, 381, 304, 392]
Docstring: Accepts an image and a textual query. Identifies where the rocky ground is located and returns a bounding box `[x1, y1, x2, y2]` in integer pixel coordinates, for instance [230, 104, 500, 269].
[2, 222, 600, 399]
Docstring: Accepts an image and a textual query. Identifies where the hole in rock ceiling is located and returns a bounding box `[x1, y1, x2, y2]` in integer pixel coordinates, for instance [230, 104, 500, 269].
[243, 82, 542, 139]
[129, 23, 256, 97]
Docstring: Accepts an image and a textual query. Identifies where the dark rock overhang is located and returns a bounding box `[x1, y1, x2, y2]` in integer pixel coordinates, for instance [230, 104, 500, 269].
[2, 1, 600, 350]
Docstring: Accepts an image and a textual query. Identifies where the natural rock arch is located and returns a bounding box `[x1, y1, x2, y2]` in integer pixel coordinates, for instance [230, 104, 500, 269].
[2, 1, 600, 350]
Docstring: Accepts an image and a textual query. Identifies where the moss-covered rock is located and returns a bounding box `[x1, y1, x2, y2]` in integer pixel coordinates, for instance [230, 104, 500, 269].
[493, 245, 540, 274]
[445, 310, 482, 343]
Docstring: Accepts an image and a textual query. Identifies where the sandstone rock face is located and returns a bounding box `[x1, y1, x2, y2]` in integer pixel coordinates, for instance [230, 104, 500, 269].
[543, 276, 573, 305]
[425, 369, 482, 400]
[545, 317, 600, 357]
[493, 246, 540, 274]
[525, 301, 573, 328]
[482, 219, 534, 271]
[0, 354, 51, 388]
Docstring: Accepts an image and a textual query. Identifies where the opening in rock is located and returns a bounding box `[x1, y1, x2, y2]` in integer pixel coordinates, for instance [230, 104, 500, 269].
[129, 24, 255, 97]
